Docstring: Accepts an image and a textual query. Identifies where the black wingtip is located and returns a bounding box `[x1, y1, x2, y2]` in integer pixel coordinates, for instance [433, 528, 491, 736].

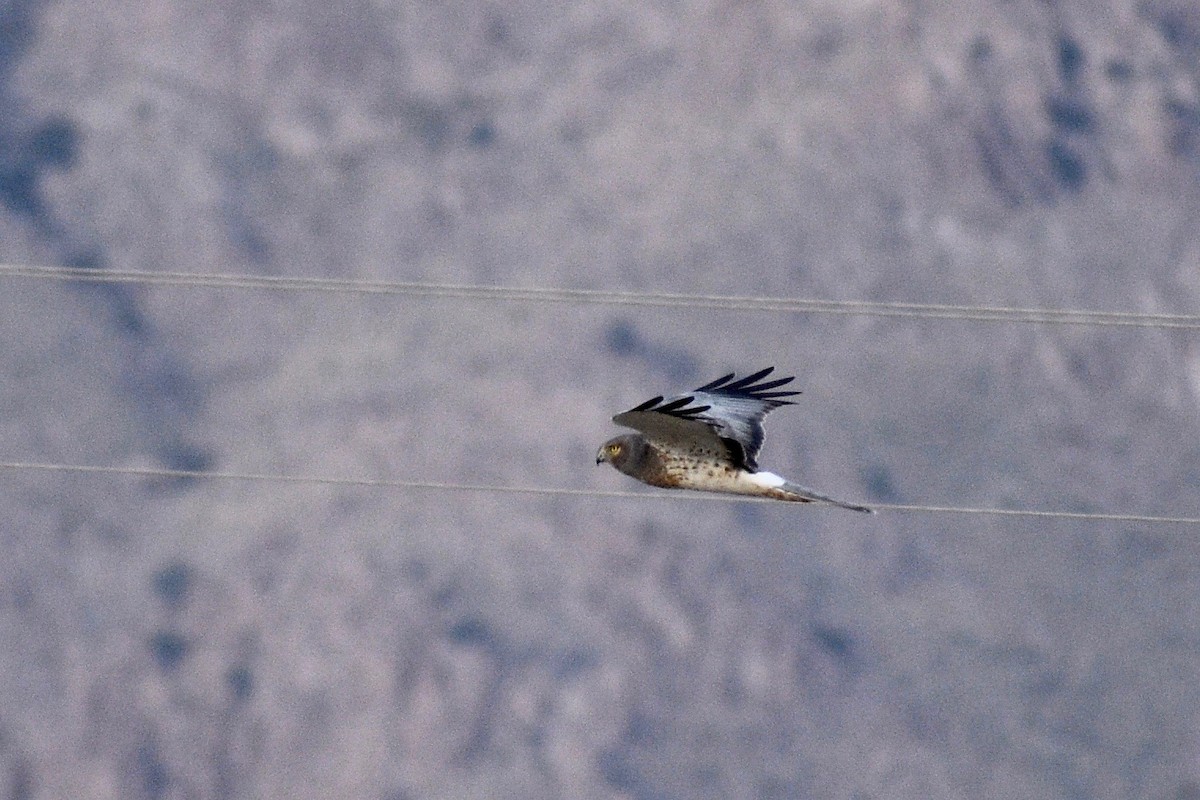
[724, 367, 776, 391]
[621, 394, 713, 421]
[629, 396, 663, 413]
[696, 368, 799, 402]
[656, 396, 695, 414]
[695, 372, 736, 392]
[750, 376, 794, 392]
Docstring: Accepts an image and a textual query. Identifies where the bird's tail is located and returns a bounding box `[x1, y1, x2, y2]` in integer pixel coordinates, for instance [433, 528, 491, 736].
[779, 481, 873, 513]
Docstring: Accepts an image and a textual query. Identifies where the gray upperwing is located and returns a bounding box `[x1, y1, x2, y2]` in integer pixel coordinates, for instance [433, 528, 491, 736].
[611, 408, 725, 451]
[683, 368, 800, 470]
[688, 391, 779, 468]
[611, 369, 800, 470]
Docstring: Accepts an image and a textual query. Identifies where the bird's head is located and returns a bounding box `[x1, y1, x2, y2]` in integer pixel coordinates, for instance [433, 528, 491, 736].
[596, 434, 640, 469]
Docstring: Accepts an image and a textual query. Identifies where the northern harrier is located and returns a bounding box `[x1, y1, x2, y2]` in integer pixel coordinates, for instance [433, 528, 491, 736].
[596, 368, 871, 512]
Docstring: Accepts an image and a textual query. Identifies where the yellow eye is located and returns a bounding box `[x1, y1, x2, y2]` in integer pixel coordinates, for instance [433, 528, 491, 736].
[608, 443, 622, 455]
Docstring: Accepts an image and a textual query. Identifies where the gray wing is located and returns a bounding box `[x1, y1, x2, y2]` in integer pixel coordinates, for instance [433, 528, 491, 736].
[612, 367, 799, 471]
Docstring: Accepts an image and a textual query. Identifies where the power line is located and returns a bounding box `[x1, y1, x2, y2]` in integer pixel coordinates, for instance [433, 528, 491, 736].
[1, 461, 1196, 525]
[2, 263, 1198, 329]
[5, 265, 1194, 521]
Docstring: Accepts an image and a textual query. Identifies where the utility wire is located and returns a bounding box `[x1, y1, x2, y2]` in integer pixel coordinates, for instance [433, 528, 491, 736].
[2, 264, 1198, 329]
[1, 461, 1196, 525]
[5, 265, 1195, 520]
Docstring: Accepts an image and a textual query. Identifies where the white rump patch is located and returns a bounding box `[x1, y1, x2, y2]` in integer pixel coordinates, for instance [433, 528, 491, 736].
[746, 471, 786, 488]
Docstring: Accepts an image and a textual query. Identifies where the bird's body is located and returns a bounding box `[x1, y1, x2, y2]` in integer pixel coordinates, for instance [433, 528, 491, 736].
[596, 368, 871, 512]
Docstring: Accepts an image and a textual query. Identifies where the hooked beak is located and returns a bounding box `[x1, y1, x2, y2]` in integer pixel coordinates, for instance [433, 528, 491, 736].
[595, 448, 606, 465]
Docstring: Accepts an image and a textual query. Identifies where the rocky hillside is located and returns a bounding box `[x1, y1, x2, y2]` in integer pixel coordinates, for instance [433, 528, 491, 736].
[2, 1, 1199, 798]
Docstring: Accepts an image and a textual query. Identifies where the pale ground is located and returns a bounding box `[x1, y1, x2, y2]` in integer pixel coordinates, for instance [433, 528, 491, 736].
[2, 1, 1200, 798]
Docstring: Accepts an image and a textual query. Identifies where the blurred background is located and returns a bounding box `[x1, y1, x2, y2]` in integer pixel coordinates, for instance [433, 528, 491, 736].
[2, 0, 1200, 798]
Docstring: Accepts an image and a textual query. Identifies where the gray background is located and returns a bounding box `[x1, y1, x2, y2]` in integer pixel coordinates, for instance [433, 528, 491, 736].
[2, 0, 1200, 798]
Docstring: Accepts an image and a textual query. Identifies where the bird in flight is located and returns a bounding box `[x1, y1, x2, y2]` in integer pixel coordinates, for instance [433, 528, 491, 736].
[596, 367, 872, 512]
